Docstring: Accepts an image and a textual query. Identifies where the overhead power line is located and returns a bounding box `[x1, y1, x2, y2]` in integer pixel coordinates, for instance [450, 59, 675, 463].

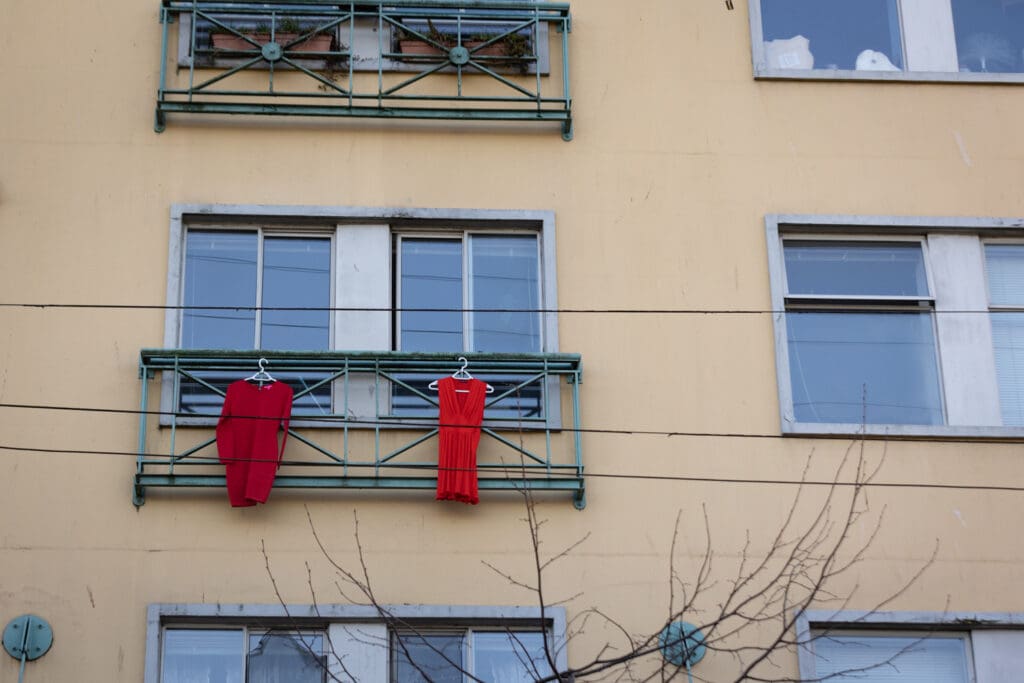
[6, 400, 1024, 445]
[1, 444, 1022, 494]
[2, 398, 1022, 443]
[0, 302, 1012, 315]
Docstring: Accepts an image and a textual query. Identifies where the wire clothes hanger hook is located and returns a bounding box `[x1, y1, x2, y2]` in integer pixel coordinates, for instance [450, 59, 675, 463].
[245, 357, 276, 385]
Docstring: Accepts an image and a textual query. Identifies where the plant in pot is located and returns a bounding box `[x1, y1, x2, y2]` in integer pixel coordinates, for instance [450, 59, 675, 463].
[466, 31, 531, 71]
[394, 19, 455, 57]
[210, 17, 336, 53]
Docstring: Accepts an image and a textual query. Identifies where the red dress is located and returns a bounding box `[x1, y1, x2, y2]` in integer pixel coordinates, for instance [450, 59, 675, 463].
[216, 380, 293, 507]
[435, 377, 486, 505]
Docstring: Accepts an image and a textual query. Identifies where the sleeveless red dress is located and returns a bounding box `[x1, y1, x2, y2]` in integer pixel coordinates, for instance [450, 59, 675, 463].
[436, 376, 486, 505]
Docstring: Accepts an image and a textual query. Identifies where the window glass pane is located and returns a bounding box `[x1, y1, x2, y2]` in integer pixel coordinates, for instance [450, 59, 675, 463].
[985, 245, 1024, 426]
[787, 312, 944, 425]
[813, 634, 969, 681]
[953, 0, 1024, 73]
[990, 313, 1024, 426]
[473, 632, 552, 682]
[248, 632, 325, 683]
[785, 242, 929, 297]
[470, 235, 540, 353]
[985, 244, 1024, 306]
[260, 237, 333, 415]
[182, 231, 258, 349]
[162, 628, 244, 683]
[392, 632, 464, 683]
[401, 239, 464, 352]
[260, 237, 331, 351]
[760, 0, 903, 71]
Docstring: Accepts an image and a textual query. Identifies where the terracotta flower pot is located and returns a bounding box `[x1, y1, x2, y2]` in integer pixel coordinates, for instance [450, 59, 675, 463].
[212, 32, 333, 53]
[398, 39, 446, 56]
[465, 40, 506, 57]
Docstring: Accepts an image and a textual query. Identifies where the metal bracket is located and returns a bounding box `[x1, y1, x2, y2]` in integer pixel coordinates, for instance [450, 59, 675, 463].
[3, 615, 53, 683]
[659, 621, 706, 670]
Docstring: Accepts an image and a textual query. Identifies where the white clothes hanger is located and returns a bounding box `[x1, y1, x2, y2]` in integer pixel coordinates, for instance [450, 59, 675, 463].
[245, 357, 276, 385]
[429, 357, 494, 394]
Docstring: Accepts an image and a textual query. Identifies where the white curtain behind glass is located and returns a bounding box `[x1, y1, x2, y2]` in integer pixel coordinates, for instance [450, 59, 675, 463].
[812, 634, 969, 681]
[986, 245, 1024, 426]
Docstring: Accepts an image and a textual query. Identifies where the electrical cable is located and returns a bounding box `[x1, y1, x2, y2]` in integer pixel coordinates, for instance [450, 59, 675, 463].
[6, 400, 1024, 445]
[0, 302, 1013, 315]
[0, 443, 1022, 493]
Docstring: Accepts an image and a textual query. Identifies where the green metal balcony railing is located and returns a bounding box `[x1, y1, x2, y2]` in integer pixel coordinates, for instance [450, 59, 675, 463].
[156, 0, 573, 139]
[135, 349, 585, 508]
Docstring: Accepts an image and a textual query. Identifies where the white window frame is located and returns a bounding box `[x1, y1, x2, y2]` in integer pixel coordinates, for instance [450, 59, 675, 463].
[163, 204, 560, 427]
[749, 0, 1024, 83]
[144, 603, 568, 683]
[766, 214, 1024, 438]
[796, 610, 1024, 683]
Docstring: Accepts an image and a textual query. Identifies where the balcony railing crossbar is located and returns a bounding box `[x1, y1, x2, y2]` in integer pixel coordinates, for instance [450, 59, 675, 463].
[135, 349, 584, 508]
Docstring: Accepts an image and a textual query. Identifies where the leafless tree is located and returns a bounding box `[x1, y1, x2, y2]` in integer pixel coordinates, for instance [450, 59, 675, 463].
[259, 434, 936, 682]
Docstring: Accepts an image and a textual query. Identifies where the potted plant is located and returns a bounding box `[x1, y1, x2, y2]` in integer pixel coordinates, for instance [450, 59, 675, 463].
[395, 20, 454, 56]
[395, 19, 531, 68]
[211, 18, 336, 53]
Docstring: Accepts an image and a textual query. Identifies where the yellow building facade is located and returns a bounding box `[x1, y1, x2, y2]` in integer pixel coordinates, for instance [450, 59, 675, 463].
[2, 0, 1024, 680]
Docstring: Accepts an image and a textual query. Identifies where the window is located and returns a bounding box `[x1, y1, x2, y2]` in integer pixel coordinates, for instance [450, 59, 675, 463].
[161, 628, 326, 683]
[397, 234, 540, 354]
[179, 229, 333, 415]
[145, 604, 567, 683]
[985, 244, 1024, 426]
[808, 632, 972, 681]
[751, 0, 1024, 80]
[766, 215, 1024, 437]
[164, 205, 559, 422]
[391, 629, 553, 682]
[782, 240, 943, 426]
[796, 610, 1024, 682]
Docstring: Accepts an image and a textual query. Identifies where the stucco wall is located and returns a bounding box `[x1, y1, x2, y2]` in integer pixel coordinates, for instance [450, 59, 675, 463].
[1, 0, 1023, 680]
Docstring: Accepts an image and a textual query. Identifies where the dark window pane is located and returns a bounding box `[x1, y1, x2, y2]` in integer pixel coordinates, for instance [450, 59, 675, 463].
[260, 237, 331, 351]
[183, 231, 258, 349]
[785, 242, 928, 297]
[401, 239, 464, 352]
[953, 0, 1024, 73]
[473, 632, 552, 682]
[392, 633, 463, 683]
[162, 629, 244, 683]
[761, 0, 902, 70]
[787, 312, 944, 425]
[247, 632, 325, 683]
[471, 235, 540, 353]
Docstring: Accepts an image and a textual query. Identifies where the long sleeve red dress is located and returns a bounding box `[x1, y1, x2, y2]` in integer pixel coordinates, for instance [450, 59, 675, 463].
[435, 376, 486, 505]
[216, 379, 293, 507]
